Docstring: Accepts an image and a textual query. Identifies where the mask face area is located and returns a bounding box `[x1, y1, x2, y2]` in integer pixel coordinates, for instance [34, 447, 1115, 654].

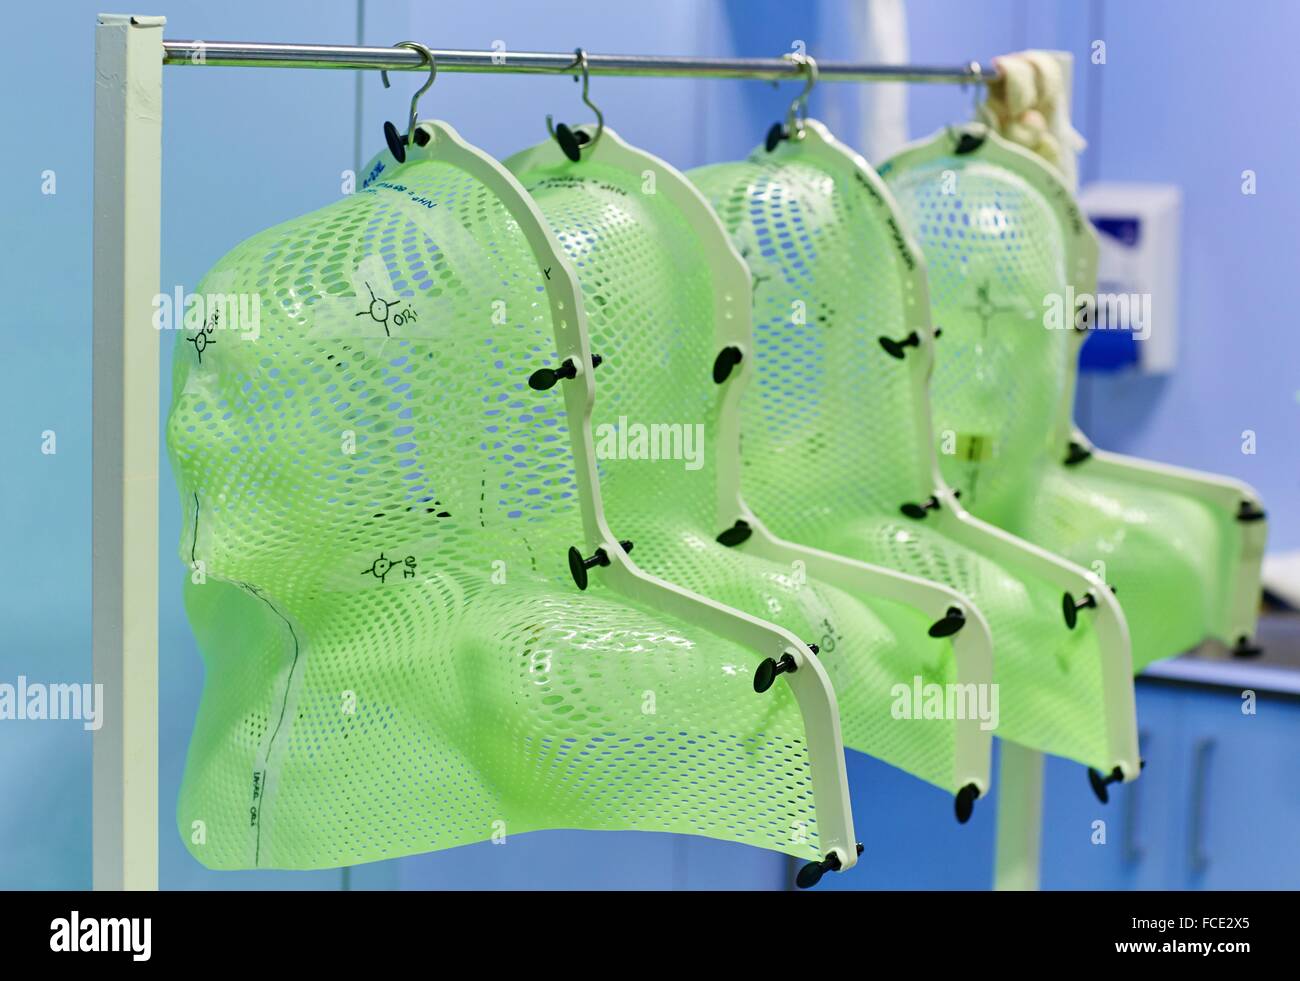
[690, 133, 1117, 775]
[886, 154, 1070, 527]
[692, 150, 936, 522]
[887, 145, 1227, 669]
[166, 141, 830, 871]
[509, 137, 980, 797]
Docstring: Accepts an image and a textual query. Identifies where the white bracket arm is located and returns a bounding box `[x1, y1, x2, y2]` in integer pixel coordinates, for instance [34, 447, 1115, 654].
[933, 495, 1141, 782]
[739, 520, 995, 796]
[1070, 435, 1267, 646]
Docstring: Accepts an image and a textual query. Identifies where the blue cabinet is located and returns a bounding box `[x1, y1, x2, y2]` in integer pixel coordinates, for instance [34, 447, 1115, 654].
[1040, 684, 1185, 889]
[818, 748, 997, 891]
[830, 672, 1300, 891]
[1169, 684, 1300, 889]
[1040, 676, 1300, 890]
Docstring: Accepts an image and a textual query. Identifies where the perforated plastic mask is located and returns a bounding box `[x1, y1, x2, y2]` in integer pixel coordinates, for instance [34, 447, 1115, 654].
[882, 126, 1265, 671]
[882, 132, 1079, 531]
[166, 121, 852, 871]
[507, 125, 995, 806]
[688, 120, 1135, 775]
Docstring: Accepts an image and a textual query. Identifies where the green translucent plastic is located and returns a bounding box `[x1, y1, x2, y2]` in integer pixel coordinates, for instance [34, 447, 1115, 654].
[688, 129, 1114, 771]
[165, 127, 831, 870]
[883, 137, 1231, 670]
[510, 133, 973, 796]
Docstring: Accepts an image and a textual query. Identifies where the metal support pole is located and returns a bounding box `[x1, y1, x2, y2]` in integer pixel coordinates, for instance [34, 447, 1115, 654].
[993, 742, 1044, 891]
[92, 12, 164, 891]
[160, 40, 991, 85]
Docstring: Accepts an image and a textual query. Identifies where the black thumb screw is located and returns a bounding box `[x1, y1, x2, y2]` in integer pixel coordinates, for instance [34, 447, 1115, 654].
[955, 783, 980, 823]
[796, 843, 863, 888]
[567, 539, 633, 590]
[879, 331, 921, 359]
[753, 652, 797, 693]
[1062, 590, 1099, 630]
[1088, 765, 1124, 804]
[1237, 500, 1266, 523]
[713, 345, 744, 384]
[529, 353, 602, 391]
[928, 606, 967, 638]
[900, 495, 942, 520]
[383, 120, 407, 162]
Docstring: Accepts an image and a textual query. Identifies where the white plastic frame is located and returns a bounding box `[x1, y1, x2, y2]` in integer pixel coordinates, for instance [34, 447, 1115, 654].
[1079, 446, 1266, 647]
[509, 125, 1001, 804]
[892, 123, 1265, 651]
[881, 125, 1145, 892]
[881, 125, 1141, 781]
[1052, 173, 1266, 649]
[707, 121, 1007, 797]
[486, 125, 857, 870]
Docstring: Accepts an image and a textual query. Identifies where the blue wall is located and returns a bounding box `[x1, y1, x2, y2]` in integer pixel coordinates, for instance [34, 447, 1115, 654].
[1064, 1, 1300, 553]
[0, 0, 1292, 890]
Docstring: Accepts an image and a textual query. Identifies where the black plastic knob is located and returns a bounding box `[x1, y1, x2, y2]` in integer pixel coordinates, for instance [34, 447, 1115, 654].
[713, 345, 744, 384]
[716, 519, 752, 547]
[530, 359, 577, 392]
[954, 131, 986, 155]
[764, 122, 787, 153]
[1062, 590, 1099, 630]
[554, 122, 583, 162]
[900, 495, 941, 520]
[529, 353, 601, 392]
[795, 843, 862, 889]
[955, 783, 980, 824]
[928, 606, 967, 639]
[1088, 765, 1124, 804]
[1063, 440, 1093, 466]
[567, 540, 633, 590]
[1237, 500, 1266, 523]
[1232, 634, 1263, 658]
[879, 331, 921, 359]
[753, 652, 797, 694]
[383, 120, 407, 163]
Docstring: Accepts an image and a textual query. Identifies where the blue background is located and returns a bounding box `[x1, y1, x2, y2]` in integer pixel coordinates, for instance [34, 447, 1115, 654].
[1, 0, 1295, 890]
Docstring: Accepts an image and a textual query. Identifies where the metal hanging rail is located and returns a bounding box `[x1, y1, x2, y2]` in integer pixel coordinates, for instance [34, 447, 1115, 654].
[160, 39, 992, 85]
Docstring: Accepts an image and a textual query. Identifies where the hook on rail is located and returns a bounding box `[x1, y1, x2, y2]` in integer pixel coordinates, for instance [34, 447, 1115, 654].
[546, 48, 605, 162]
[380, 40, 437, 163]
[765, 53, 818, 152]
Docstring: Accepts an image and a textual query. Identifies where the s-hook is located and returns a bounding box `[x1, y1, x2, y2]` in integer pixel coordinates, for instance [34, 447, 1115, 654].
[946, 61, 991, 154]
[547, 48, 605, 162]
[765, 53, 818, 152]
[380, 41, 438, 163]
[964, 59, 985, 117]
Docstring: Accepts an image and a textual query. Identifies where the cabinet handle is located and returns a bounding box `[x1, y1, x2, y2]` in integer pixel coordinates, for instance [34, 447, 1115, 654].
[1122, 730, 1149, 864]
[1188, 737, 1216, 875]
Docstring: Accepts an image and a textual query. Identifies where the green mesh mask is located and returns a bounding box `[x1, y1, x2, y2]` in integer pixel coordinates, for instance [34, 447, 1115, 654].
[688, 120, 1137, 780]
[882, 126, 1266, 672]
[166, 120, 855, 873]
[507, 125, 995, 817]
